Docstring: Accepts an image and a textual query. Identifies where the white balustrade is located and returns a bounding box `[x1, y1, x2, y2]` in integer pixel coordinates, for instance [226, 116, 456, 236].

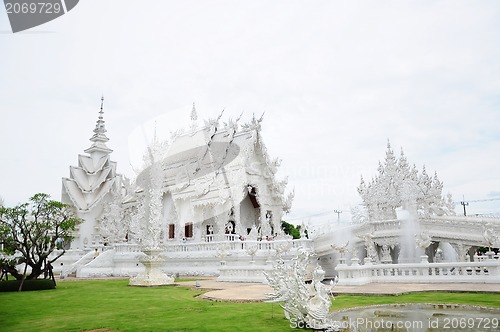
[114, 243, 142, 253]
[164, 238, 312, 254]
[336, 258, 500, 285]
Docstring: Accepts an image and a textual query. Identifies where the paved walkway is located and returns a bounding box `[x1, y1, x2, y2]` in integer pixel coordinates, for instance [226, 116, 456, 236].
[177, 278, 500, 302]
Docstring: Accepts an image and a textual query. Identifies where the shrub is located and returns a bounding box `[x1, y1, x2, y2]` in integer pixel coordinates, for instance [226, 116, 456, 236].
[0, 279, 56, 292]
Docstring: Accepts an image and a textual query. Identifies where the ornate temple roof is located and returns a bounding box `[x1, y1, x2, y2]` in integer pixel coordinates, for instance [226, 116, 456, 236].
[136, 112, 292, 212]
[62, 98, 118, 211]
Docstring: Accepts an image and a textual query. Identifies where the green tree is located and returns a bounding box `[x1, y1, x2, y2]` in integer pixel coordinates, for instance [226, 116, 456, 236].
[281, 220, 303, 239]
[0, 193, 81, 281]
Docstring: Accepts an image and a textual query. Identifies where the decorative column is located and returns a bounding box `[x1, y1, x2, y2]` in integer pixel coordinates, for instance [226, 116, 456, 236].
[450, 243, 469, 262]
[129, 155, 174, 286]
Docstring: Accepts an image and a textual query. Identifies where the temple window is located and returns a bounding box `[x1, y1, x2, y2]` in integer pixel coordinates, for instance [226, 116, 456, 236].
[225, 220, 235, 234]
[206, 224, 214, 235]
[168, 224, 175, 239]
[184, 222, 193, 238]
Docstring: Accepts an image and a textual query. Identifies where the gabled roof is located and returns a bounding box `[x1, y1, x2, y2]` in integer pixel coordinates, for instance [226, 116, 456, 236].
[62, 177, 116, 211]
[136, 114, 288, 209]
[70, 165, 113, 193]
[78, 154, 112, 174]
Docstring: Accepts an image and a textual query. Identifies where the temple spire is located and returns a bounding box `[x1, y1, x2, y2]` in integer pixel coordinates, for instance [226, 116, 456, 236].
[190, 102, 198, 132]
[190, 102, 197, 122]
[92, 96, 107, 139]
[85, 97, 112, 155]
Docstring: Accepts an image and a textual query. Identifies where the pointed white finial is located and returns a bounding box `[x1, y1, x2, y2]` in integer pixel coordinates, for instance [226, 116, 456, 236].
[85, 96, 112, 154]
[93, 96, 107, 136]
[190, 102, 198, 132]
[190, 102, 197, 121]
[99, 96, 104, 117]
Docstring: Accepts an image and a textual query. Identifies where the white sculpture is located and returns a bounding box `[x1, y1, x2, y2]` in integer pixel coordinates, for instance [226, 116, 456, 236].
[245, 244, 258, 263]
[129, 141, 174, 286]
[330, 241, 349, 255]
[98, 186, 130, 244]
[415, 231, 432, 250]
[265, 248, 335, 330]
[361, 233, 377, 262]
[215, 242, 230, 263]
[483, 223, 499, 250]
[330, 241, 350, 264]
[273, 233, 293, 257]
[358, 140, 456, 221]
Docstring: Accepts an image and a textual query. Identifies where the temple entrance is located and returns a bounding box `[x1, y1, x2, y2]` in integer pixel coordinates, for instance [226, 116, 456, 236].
[240, 185, 260, 233]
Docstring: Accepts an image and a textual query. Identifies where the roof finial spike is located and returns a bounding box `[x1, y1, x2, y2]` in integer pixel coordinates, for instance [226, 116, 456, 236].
[85, 96, 111, 153]
[92, 96, 107, 137]
[190, 102, 199, 133]
[190, 102, 198, 121]
[153, 120, 158, 144]
[99, 96, 104, 118]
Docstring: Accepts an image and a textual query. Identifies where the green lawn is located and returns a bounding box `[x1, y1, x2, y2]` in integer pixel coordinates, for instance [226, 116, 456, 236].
[0, 279, 499, 332]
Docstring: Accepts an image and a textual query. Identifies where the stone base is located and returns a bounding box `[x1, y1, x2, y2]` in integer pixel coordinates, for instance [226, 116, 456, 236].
[129, 270, 174, 287]
[129, 248, 174, 287]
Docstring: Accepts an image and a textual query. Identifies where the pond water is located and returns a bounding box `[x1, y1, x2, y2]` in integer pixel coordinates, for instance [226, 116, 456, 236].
[328, 304, 500, 331]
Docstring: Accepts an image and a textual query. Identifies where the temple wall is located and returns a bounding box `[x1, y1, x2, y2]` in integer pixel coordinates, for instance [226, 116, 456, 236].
[71, 207, 103, 250]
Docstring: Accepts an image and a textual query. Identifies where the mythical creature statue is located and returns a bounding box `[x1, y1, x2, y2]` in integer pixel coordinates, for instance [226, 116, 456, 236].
[483, 223, 499, 249]
[415, 231, 432, 250]
[330, 241, 349, 254]
[265, 248, 336, 330]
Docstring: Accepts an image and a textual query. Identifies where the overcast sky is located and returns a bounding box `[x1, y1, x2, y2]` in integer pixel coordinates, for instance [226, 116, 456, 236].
[1, 1, 499, 223]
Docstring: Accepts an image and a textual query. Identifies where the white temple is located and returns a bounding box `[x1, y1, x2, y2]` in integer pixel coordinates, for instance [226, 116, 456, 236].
[56, 101, 308, 281]
[53, 99, 499, 285]
[129, 110, 293, 245]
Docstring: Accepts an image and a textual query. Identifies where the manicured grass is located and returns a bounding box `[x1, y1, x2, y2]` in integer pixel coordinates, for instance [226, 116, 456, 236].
[0, 279, 291, 332]
[0, 279, 499, 331]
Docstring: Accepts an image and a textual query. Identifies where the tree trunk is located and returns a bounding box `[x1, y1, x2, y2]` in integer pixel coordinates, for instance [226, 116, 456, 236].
[3, 264, 22, 280]
[27, 258, 46, 280]
[18, 263, 28, 292]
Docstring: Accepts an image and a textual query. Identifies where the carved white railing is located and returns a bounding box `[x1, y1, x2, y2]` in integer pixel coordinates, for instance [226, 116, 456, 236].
[217, 264, 272, 282]
[114, 243, 142, 253]
[107, 240, 312, 254]
[336, 258, 500, 285]
[476, 253, 500, 261]
[204, 234, 239, 242]
[164, 238, 312, 253]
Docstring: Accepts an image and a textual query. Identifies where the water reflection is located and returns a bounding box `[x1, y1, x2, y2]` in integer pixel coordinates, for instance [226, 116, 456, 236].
[328, 304, 500, 331]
